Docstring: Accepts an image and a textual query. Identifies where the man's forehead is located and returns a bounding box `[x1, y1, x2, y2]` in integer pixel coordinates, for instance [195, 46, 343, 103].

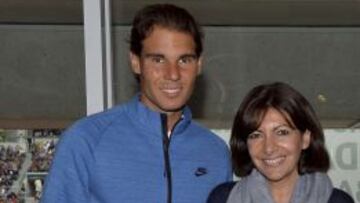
[142, 26, 195, 44]
[146, 24, 189, 37]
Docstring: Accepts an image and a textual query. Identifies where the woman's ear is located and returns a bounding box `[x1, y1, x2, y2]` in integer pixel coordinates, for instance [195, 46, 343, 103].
[302, 130, 311, 150]
[129, 52, 141, 74]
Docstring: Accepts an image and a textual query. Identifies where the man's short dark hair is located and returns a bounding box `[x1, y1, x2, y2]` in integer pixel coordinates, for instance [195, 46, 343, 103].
[230, 82, 330, 177]
[130, 4, 203, 57]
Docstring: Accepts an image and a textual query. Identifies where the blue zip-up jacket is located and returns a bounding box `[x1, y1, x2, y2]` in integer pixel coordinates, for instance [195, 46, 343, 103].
[41, 95, 232, 203]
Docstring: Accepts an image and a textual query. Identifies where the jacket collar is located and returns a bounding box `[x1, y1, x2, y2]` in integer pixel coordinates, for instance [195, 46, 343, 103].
[126, 94, 192, 136]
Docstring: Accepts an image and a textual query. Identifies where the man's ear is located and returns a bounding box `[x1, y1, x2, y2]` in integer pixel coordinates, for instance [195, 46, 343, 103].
[302, 130, 311, 150]
[129, 52, 141, 74]
[196, 56, 203, 75]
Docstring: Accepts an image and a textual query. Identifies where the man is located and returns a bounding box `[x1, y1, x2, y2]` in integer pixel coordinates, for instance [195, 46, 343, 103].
[41, 4, 231, 203]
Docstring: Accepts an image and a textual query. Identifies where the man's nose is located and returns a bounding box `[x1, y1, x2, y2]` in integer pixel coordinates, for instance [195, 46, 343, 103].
[164, 63, 180, 81]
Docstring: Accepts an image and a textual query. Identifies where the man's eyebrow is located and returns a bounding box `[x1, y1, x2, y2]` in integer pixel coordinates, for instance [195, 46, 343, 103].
[181, 53, 197, 57]
[179, 53, 198, 59]
[143, 53, 164, 58]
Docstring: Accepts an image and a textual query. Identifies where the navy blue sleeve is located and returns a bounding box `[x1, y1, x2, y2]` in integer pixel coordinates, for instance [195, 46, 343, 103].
[328, 188, 355, 203]
[207, 182, 236, 203]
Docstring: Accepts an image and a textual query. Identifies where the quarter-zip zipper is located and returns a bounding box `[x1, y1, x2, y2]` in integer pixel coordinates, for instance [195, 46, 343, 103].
[161, 114, 183, 203]
[161, 113, 172, 203]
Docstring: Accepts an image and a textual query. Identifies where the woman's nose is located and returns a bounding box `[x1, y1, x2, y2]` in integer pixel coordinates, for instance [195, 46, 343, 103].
[263, 136, 277, 155]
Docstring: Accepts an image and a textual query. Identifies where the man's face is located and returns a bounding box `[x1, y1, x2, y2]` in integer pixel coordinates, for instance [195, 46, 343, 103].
[130, 26, 202, 113]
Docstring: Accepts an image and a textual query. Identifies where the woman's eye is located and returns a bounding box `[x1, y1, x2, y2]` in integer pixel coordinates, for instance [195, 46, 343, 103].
[248, 132, 261, 139]
[277, 129, 290, 136]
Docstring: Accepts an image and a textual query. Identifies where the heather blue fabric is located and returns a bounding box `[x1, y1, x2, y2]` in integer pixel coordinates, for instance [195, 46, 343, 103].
[41, 95, 232, 203]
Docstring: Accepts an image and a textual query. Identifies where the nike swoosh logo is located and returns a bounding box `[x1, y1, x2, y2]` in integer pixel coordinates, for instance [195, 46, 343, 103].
[194, 167, 207, 177]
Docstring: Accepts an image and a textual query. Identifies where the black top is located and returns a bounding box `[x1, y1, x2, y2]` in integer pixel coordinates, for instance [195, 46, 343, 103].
[207, 182, 355, 203]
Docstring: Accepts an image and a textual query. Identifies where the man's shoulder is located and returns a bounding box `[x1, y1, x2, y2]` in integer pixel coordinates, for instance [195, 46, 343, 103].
[84, 104, 127, 124]
[190, 121, 222, 139]
[62, 103, 129, 143]
[74, 104, 126, 130]
[189, 121, 229, 151]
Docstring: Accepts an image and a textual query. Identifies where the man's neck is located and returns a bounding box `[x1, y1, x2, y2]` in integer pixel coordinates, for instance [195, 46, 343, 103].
[164, 111, 182, 135]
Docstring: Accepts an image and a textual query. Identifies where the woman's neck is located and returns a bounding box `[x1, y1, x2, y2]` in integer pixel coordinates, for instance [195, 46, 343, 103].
[269, 173, 299, 203]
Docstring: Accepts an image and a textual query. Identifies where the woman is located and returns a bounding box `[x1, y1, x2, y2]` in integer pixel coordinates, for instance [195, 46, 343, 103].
[207, 82, 354, 203]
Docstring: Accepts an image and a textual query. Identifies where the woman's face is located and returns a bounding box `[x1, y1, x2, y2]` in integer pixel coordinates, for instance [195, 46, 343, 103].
[247, 108, 310, 187]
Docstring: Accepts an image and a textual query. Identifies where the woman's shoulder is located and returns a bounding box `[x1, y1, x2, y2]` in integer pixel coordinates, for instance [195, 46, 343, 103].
[206, 181, 237, 203]
[329, 188, 355, 203]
